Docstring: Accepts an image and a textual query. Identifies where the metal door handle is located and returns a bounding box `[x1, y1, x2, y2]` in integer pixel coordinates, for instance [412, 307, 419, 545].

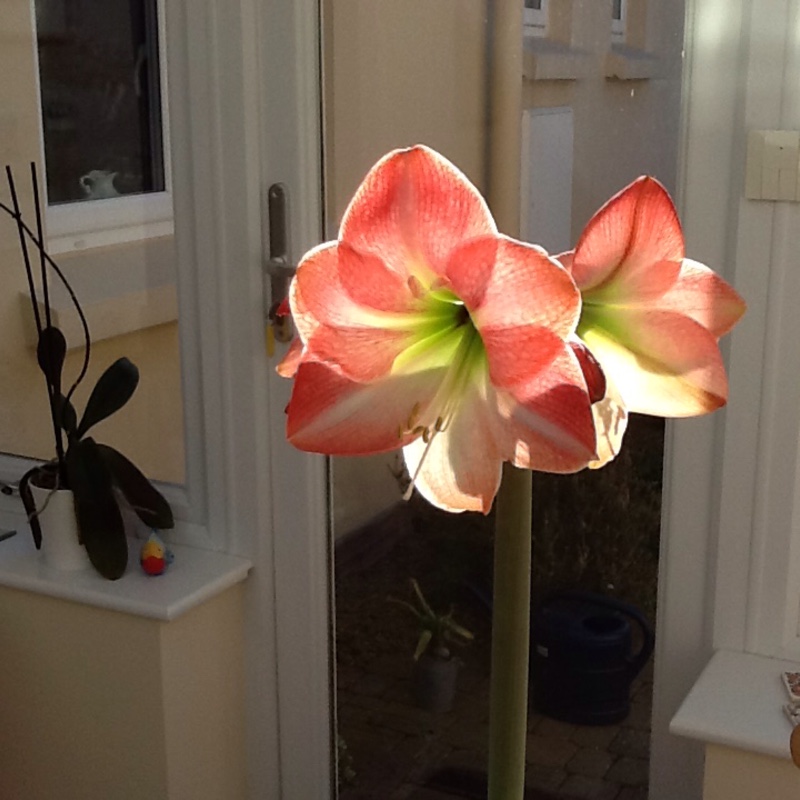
[264, 183, 295, 343]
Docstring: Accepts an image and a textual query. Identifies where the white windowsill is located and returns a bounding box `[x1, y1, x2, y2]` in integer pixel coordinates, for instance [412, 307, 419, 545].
[0, 516, 251, 621]
[523, 36, 591, 82]
[670, 649, 800, 761]
[604, 44, 661, 81]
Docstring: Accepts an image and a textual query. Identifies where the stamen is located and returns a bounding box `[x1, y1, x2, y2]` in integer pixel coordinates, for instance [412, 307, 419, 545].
[407, 275, 425, 299]
[407, 402, 421, 429]
[403, 429, 439, 502]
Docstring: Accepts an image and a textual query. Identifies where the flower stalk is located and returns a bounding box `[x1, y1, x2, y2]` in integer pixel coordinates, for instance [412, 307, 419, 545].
[486, 0, 529, 793]
[488, 464, 532, 799]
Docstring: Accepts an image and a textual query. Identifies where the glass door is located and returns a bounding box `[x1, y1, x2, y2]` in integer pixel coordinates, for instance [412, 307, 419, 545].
[320, 2, 683, 798]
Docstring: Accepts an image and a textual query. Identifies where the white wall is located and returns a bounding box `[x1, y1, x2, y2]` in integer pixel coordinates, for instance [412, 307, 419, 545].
[654, 0, 800, 797]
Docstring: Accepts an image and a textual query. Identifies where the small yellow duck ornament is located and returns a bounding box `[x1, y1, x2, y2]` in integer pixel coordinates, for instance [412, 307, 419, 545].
[140, 532, 174, 576]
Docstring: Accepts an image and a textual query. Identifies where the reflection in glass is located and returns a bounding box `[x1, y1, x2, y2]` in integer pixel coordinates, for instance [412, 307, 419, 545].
[34, 0, 165, 204]
[326, 1, 679, 796]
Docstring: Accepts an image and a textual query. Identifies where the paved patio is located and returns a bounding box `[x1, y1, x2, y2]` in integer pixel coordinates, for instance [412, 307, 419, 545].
[334, 496, 654, 800]
[337, 646, 652, 800]
[335, 518, 653, 800]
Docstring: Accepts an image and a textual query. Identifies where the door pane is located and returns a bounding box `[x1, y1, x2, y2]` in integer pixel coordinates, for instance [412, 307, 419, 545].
[34, 0, 165, 204]
[324, 2, 681, 797]
[1, 0, 184, 487]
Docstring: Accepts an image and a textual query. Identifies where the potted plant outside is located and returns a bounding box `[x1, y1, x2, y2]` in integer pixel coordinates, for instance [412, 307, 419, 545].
[390, 578, 474, 713]
[2, 164, 173, 580]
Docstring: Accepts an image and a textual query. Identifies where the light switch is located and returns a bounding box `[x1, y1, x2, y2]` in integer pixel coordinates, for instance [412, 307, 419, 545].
[745, 130, 800, 201]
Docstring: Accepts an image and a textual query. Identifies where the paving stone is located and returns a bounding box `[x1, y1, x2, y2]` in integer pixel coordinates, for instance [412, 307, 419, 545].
[405, 788, 466, 800]
[337, 703, 373, 728]
[350, 672, 391, 697]
[441, 720, 489, 752]
[525, 763, 567, 794]
[570, 725, 620, 749]
[527, 711, 546, 732]
[405, 741, 453, 783]
[389, 784, 423, 800]
[340, 778, 402, 799]
[606, 756, 650, 786]
[383, 678, 414, 703]
[371, 710, 440, 738]
[536, 717, 579, 739]
[615, 785, 649, 800]
[526, 733, 579, 768]
[566, 747, 614, 779]
[631, 676, 653, 700]
[559, 774, 621, 800]
[624, 702, 652, 732]
[342, 690, 393, 711]
[610, 728, 651, 759]
[437, 748, 488, 773]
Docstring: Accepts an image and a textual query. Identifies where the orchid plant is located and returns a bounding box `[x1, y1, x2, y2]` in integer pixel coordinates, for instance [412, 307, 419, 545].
[277, 145, 745, 798]
[2, 165, 173, 580]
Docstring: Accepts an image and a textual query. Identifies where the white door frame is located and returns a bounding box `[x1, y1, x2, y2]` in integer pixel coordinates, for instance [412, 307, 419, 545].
[166, 0, 331, 796]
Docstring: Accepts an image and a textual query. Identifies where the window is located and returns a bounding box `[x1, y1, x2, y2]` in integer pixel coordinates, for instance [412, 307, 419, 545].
[523, 0, 548, 37]
[611, 0, 627, 42]
[33, 0, 172, 252]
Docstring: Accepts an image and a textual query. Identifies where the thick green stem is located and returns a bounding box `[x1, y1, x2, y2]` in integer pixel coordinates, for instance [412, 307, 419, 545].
[488, 464, 532, 800]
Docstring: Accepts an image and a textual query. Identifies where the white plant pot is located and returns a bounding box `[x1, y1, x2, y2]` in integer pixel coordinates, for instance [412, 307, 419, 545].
[29, 484, 90, 571]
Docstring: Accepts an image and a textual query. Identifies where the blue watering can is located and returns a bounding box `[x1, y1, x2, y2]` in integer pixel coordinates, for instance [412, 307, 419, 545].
[531, 590, 654, 726]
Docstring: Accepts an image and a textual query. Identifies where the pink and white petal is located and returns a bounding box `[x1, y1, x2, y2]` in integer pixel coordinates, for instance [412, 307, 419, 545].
[571, 177, 684, 295]
[481, 325, 565, 392]
[337, 241, 420, 314]
[276, 337, 304, 378]
[340, 146, 496, 282]
[403, 379, 502, 514]
[587, 258, 683, 307]
[303, 324, 411, 382]
[554, 250, 575, 272]
[448, 236, 580, 337]
[581, 311, 730, 417]
[286, 361, 445, 455]
[489, 346, 598, 474]
[289, 242, 417, 341]
[293, 242, 412, 337]
[569, 338, 607, 403]
[658, 258, 746, 337]
[587, 378, 629, 469]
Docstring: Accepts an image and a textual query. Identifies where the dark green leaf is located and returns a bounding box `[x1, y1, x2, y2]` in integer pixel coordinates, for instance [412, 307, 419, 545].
[57, 394, 78, 438]
[36, 326, 66, 394]
[76, 358, 139, 438]
[19, 465, 44, 549]
[97, 444, 174, 529]
[66, 438, 128, 580]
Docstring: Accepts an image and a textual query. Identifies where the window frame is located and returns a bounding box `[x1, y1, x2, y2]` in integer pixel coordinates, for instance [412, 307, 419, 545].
[523, 0, 549, 37]
[611, 0, 627, 42]
[33, 0, 175, 255]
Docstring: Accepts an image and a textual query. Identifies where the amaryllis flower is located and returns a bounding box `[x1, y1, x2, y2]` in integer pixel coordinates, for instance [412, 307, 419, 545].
[558, 176, 745, 466]
[278, 145, 599, 513]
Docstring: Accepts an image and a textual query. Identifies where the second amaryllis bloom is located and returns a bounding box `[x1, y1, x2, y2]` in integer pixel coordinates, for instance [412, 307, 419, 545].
[278, 145, 598, 513]
[558, 176, 746, 466]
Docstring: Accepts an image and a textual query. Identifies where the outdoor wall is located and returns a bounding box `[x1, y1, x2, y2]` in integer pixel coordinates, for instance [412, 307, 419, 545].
[324, 0, 685, 538]
[0, 0, 185, 485]
[522, 0, 685, 240]
[322, 0, 487, 537]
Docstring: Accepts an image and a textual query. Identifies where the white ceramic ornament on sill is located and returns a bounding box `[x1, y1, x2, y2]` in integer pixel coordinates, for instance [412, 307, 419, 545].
[29, 484, 91, 571]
